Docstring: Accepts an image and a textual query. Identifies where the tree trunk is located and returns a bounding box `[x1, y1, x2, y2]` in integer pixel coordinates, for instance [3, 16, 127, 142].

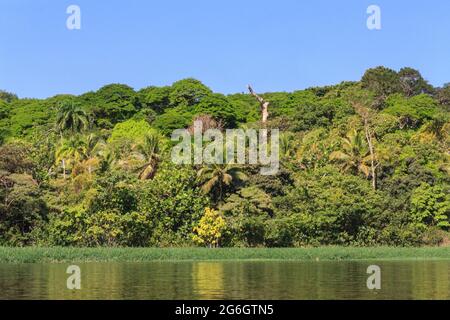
[62, 159, 66, 180]
[354, 103, 378, 190]
[248, 85, 269, 123]
[59, 131, 66, 180]
[363, 119, 377, 190]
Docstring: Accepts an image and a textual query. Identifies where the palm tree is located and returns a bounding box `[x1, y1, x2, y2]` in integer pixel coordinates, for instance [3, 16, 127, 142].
[54, 101, 90, 179]
[134, 134, 161, 180]
[83, 133, 105, 175]
[55, 137, 87, 179]
[280, 132, 295, 159]
[55, 101, 90, 136]
[197, 163, 247, 202]
[330, 129, 372, 178]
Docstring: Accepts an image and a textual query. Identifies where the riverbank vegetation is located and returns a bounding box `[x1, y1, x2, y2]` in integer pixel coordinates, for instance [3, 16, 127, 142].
[0, 66, 449, 247]
[0, 247, 450, 263]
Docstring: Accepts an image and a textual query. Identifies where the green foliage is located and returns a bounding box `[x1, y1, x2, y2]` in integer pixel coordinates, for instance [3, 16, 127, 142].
[221, 186, 273, 215]
[0, 90, 18, 103]
[265, 91, 318, 117]
[411, 183, 450, 229]
[136, 133, 162, 180]
[273, 167, 412, 245]
[383, 94, 438, 128]
[87, 173, 139, 214]
[47, 172, 142, 246]
[55, 100, 90, 134]
[6, 99, 56, 138]
[0, 142, 35, 174]
[132, 107, 157, 124]
[227, 94, 260, 123]
[398, 67, 434, 97]
[153, 110, 192, 135]
[138, 86, 171, 113]
[292, 103, 334, 131]
[220, 186, 273, 247]
[437, 84, 450, 108]
[108, 119, 155, 145]
[197, 163, 247, 203]
[2, 247, 450, 263]
[138, 165, 209, 245]
[169, 78, 212, 108]
[361, 66, 402, 98]
[0, 144, 48, 245]
[0, 100, 9, 120]
[0, 173, 48, 245]
[2, 67, 449, 248]
[329, 129, 371, 177]
[372, 113, 400, 137]
[296, 128, 336, 169]
[291, 97, 354, 132]
[87, 84, 138, 127]
[194, 93, 241, 128]
[47, 207, 152, 247]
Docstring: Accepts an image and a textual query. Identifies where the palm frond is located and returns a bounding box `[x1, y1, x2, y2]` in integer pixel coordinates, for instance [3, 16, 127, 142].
[202, 176, 219, 193]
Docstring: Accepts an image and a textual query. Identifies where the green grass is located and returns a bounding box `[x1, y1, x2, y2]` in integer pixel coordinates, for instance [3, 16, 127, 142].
[0, 247, 449, 263]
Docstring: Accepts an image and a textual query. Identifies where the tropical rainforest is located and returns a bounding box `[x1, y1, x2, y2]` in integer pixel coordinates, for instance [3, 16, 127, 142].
[0, 66, 449, 248]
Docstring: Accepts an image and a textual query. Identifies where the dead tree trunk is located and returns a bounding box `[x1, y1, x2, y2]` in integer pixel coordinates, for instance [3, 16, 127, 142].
[248, 85, 269, 123]
[363, 118, 377, 190]
[354, 103, 378, 190]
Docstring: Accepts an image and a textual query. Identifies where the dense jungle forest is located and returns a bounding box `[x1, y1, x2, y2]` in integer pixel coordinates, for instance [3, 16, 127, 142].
[0, 66, 449, 247]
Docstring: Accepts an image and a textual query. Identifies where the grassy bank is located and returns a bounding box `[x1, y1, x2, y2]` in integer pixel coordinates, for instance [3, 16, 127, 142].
[0, 247, 449, 263]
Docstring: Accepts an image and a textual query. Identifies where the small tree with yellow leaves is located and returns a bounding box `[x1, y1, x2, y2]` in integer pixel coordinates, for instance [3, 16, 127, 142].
[193, 208, 226, 248]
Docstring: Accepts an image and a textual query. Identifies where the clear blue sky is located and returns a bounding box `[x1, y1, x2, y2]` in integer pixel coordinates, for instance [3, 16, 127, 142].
[1, 0, 449, 99]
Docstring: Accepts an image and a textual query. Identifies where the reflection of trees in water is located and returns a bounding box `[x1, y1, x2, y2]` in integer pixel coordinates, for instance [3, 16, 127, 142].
[1, 261, 449, 299]
[193, 262, 224, 299]
[0, 264, 53, 299]
[44, 262, 197, 299]
[45, 263, 112, 300]
[410, 261, 450, 300]
[370, 261, 450, 300]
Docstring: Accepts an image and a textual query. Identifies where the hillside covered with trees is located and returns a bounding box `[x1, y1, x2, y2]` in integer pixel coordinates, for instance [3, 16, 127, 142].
[0, 66, 449, 247]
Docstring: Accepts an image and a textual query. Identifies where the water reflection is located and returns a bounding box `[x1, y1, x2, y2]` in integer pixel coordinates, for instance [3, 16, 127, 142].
[0, 261, 448, 300]
[193, 262, 224, 299]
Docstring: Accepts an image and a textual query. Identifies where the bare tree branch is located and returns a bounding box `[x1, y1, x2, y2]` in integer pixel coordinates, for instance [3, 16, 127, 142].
[353, 102, 378, 190]
[248, 85, 269, 123]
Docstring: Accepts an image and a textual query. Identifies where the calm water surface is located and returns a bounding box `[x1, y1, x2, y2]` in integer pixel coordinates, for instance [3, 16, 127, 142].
[0, 261, 449, 299]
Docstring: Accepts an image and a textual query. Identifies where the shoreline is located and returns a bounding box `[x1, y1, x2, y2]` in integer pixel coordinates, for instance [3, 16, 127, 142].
[0, 247, 449, 263]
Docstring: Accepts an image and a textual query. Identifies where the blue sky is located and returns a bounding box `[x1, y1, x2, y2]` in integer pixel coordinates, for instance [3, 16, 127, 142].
[1, 0, 449, 98]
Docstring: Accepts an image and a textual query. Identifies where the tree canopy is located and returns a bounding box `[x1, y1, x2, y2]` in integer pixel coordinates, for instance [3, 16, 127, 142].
[0, 66, 448, 247]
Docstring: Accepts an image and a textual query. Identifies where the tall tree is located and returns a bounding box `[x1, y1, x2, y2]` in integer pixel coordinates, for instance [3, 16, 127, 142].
[398, 67, 434, 97]
[55, 137, 87, 179]
[169, 78, 212, 108]
[361, 66, 402, 100]
[93, 84, 137, 125]
[330, 129, 372, 178]
[55, 101, 90, 135]
[354, 103, 379, 190]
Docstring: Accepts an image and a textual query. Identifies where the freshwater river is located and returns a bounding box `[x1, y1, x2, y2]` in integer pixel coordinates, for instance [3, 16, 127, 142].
[0, 261, 449, 299]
